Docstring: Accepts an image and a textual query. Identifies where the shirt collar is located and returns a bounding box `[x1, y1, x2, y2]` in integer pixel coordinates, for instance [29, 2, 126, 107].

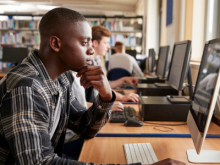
[24, 49, 70, 95]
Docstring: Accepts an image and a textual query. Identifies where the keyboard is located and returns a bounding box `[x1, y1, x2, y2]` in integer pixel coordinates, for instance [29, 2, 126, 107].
[124, 143, 158, 165]
[117, 90, 125, 95]
[109, 106, 137, 123]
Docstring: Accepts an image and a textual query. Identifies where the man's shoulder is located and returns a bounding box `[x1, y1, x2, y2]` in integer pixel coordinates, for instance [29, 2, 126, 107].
[1, 62, 41, 91]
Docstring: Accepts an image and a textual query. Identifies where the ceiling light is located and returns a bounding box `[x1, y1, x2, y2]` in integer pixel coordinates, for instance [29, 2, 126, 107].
[37, 5, 59, 10]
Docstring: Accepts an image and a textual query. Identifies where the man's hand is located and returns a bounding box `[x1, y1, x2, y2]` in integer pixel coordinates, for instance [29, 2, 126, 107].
[121, 93, 139, 102]
[123, 77, 139, 86]
[112, 101, 124, 112]
[77, 66, 112, 102]
[152, 158, 186, 165]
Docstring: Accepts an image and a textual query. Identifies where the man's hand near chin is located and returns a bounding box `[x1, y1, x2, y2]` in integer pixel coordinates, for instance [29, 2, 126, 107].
[77, 65, 112, 102]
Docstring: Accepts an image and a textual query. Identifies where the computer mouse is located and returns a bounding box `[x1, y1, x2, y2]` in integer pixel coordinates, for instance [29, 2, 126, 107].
[124, 119, 143, 127]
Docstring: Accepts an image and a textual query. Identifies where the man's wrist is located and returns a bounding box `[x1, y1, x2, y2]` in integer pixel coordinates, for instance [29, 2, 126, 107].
[100, 92, 112, 102]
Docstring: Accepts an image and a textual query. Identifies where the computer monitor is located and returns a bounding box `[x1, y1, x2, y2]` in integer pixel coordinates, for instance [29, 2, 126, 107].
[2, 47, 28, 64]
[187, 38, 220, 163]
[156, 46, 170, 79]
[166, 40, 191, 91]
[148, 48, 155, 73]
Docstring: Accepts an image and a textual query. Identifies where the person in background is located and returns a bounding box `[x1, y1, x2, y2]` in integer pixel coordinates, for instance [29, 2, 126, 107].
[84, 25, 139, 112]
[109, 41, 144, 77]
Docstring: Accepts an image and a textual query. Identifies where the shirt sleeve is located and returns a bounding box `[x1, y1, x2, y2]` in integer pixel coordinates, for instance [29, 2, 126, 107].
[0, 86, 86, 165]
[68, 91, 116, 139]
[131, 56, 144, 77]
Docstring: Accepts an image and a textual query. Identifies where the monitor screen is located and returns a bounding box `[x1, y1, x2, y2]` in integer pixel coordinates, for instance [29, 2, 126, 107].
[148, 48, 155, 73]
[190, 41, 220, 135]
[156, 46, 170, 78]
[167, 41, 191, 90]
[2, 47, 28, 63]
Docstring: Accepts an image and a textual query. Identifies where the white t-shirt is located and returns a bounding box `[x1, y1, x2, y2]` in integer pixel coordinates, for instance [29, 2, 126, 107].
[65, 72, 88, 144]
[108, 53, 144, 77]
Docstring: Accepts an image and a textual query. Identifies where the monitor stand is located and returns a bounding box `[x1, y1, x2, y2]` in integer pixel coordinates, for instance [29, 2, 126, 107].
[167, 91, 191, 104]
[187, 149, 220, 163]
[154, 82, 170, 88]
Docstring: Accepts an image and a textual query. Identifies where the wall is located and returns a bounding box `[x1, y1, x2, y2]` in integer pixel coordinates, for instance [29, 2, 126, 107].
[160, 0, 185, 53]
[184, 0, 193, 40]
[145, 0, 160, 56]
[191, 0, 206, 61]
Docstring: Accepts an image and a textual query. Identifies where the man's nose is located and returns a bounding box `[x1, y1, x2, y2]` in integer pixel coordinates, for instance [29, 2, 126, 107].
[87, 46, 95, 55]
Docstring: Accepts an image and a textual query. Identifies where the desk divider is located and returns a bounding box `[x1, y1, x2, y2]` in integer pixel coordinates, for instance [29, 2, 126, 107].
[122, 102, 139, 104]
[96, 133, 220, 138]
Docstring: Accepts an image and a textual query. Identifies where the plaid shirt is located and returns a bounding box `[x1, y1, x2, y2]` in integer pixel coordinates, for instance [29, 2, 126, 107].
[0, 49, 115, 165]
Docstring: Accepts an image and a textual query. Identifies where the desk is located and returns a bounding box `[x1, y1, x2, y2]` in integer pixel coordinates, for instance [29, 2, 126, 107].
[79, 137, 220, 165]
[100, 104, 220, 135]
[0, 72, 6, 78]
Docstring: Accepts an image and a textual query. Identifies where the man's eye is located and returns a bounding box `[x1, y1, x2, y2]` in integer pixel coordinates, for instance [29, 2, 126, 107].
[82, 42, 88, 45]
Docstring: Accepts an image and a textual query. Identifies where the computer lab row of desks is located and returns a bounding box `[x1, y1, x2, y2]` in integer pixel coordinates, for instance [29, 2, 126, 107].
[0, 75, 219, 164]
[79, 89, 220, 165]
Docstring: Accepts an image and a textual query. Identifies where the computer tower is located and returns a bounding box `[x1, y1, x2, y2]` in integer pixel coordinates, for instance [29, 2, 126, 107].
[139, 96, 190, 121]
[137, 77, 166, 83]
[137, 83, 178, 96]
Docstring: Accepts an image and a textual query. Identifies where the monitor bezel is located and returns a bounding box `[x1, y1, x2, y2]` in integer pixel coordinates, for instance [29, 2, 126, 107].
[166, 40, 191, 91]
[148, 48, 155, 73]
[156, 45, 170, 79]
[187, 38, 220, 154]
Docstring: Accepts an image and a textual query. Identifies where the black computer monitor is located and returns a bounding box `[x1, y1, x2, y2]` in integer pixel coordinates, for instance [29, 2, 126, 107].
[111, 49, 137, 59]
[2, 47, 28, 64]
[187, 38, 220, 163]
[156, 46, 170, 79]
[167, 40, 191, 91]
[148, 48, 155, 73]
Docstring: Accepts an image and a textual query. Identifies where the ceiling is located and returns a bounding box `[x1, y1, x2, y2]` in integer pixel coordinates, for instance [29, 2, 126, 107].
[0, 0, 143, 16]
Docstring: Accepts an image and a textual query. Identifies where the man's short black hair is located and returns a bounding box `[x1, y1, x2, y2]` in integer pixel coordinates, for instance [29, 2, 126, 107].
[39, 7, 86, 37]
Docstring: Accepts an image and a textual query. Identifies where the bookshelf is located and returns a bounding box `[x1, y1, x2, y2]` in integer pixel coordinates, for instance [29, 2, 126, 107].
[0, 14, 143, 52]
[87, 15, 143, 53]
[0, 15, 41, 48]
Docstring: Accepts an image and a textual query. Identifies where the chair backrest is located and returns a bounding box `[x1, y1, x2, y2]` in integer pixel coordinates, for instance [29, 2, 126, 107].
[107, 68, 132, 81]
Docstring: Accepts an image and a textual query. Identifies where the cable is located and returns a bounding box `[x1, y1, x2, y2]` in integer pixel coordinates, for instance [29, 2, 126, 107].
[136, 116, 187, 132]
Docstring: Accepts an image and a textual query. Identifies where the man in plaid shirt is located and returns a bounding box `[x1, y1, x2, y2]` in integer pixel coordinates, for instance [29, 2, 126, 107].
[0, 7, 116, 164]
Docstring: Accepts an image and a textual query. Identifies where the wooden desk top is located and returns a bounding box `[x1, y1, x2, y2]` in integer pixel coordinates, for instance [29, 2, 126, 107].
[79, 137, 220, 165]
[100, 104, 220, 135]
[0, 72, 6, 78]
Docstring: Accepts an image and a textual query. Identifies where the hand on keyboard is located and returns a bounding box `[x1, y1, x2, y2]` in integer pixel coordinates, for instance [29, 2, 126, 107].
[112, 102, 124, 112]
[121, 93, 139, 102]
[152, 158, 186, 165]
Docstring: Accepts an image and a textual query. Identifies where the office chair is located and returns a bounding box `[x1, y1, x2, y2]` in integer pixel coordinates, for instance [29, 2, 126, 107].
[107, 68, 132, 81]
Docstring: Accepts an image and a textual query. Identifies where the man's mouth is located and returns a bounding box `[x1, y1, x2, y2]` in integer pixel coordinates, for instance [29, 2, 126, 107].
[86, 60, 92, 65]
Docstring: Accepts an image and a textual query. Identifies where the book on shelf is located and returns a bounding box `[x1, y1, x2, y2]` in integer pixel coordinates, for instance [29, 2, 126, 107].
[0, 19, 39, 30]
[1, 31, 39, 45]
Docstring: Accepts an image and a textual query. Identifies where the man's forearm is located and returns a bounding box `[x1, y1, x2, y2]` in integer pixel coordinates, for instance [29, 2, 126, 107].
[109, 78, 124, 88]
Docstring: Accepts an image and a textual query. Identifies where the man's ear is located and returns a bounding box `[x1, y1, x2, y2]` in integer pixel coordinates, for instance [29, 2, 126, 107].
[92, 40, 98, 48]
[50, 36, 61, 52]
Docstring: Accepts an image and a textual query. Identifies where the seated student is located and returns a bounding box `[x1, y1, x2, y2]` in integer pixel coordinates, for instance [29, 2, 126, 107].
[0, 8, 116, 164]
[90, 25, 139, 106]
[108, 41, 144, 77]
